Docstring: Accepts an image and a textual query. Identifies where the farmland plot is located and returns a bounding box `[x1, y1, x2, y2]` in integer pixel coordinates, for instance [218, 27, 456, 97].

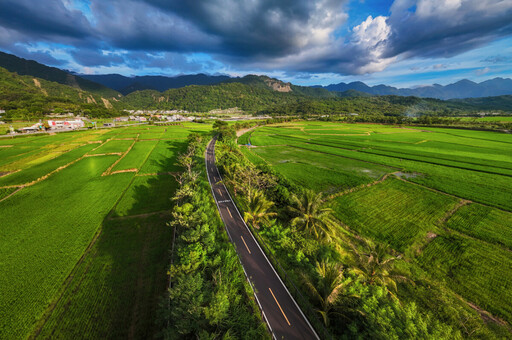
[0, 156, 134, 339]
[331, 178, 458, 252]
[0, 123, 211, 339]
[446, 203, 512, 250]
[417, 234, 512, 324]
[112, 140, 158, 172]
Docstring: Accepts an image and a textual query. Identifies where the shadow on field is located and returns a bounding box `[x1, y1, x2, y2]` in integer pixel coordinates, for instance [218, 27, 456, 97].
[93, 139, 191, 336]
[35, 140, 187, 339]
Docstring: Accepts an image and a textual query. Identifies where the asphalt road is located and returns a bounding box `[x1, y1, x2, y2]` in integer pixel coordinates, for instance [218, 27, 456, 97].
[205, 137, 319, 340]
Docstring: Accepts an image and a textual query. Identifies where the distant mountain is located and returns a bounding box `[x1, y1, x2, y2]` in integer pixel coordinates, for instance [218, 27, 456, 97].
[81, 73, 232, 95]
[314, 78, 512, 100]
[0, 51, 119, 99]
[221, 74, 336, 98]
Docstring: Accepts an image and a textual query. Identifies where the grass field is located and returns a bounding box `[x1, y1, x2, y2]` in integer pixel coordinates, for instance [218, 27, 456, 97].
[331, 178, 458, 252]
[0, 123, 211, 339]
[112, 140, 158, 172]
[445, 203, 512, 250]
[417, 233, 512, 324]
[242, 122, 512, 210]
[241, 121, 512, 336]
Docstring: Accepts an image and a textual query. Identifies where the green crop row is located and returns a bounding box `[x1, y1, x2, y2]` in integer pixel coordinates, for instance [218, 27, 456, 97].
[331, 178, 458, 252]
[112, 140, 157, 171]
[0, 156, 134, 339]
[446, 203, 512, 250]
[417, 233, 512, 324]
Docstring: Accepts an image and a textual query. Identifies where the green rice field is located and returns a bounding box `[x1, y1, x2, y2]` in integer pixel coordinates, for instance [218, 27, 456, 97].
[240, 121, 512, 334]
[0, 123, 211, 339]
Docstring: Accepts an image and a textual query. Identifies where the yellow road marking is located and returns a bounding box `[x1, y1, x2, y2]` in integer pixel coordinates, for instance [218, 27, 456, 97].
[227, 207, 233, 218]
[217, 188, 222, 197]
[241, 236, 251, 254]
[269, 288, 291, 326]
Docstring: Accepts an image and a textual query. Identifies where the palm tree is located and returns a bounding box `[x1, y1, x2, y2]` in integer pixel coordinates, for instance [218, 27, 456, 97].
[349, 239, 407, 298]
[289, 190, 336, 242]
[302, 261, 356, 327]
[243, 190, 276, 229]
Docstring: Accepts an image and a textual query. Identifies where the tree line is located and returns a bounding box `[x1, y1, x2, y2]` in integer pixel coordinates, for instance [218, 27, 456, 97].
[158, 133, 269, 339]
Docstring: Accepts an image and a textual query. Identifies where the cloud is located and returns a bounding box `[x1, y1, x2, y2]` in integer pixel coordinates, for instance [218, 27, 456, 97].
[385, 0, 512, 59]
[0, 0, 91, 41]
[0, 0, 511, 77]
[70, 49, 124, 67]
[432, 64, 447, 70]
[475, 67, 490, 76]
[481, 55, 512, 64]
[140, 0, 348, 57]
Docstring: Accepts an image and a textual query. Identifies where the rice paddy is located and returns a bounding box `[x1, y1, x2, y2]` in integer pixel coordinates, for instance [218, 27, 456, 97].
[240, 121, 512, 333]
[0, 123, 211, 339]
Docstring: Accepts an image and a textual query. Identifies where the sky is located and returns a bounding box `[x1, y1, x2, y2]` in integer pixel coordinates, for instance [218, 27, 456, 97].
[0, 0, 511, 87]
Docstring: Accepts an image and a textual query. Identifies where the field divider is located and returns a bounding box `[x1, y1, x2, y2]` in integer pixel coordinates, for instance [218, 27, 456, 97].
[0, 151, 97, 189]
[0, 169, 21, 179]
[0, 187, 23, 202]
[326, 171, 397, 201]
[30, 226, 104, 338]
[84, 152, 123, 157]
[438, 199, 471, 225]
[102, 134, 139, 176]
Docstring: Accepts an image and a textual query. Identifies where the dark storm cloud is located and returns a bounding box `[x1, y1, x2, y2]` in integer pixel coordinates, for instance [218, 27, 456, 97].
[0, 0, 511, 75]
[0, 0, 91, 40]
[70, 49, 124, 67]
[384, 0, 512, 59]
[139, 0, 347, 57]
[89, 0, 220, 53]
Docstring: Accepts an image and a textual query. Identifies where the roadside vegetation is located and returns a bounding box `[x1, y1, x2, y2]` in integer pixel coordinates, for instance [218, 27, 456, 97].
[158, 133, 268, 339]
[217, 121, 512, 338]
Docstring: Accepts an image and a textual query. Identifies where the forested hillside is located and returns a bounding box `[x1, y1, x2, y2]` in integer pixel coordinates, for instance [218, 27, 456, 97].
[0, 52, 119, 98]
[0, 67, 123, 118]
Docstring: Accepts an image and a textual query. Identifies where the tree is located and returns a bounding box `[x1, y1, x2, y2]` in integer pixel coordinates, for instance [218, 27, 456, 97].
[243, 190, 276, 229]
[349, 239, 408, 298]
[289, 190, 336, 242]
[302, 261, 356, 327]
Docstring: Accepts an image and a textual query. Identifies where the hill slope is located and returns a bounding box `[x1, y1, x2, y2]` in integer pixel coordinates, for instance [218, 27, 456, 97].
[0, 67, 122, 117]
[0, 51, 120, 99]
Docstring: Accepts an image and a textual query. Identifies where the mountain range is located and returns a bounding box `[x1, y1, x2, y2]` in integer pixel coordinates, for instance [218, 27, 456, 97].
[81, 68, 512, 100]
[80, 73, 232, 95]
[313, 78, 512, 100]
[0, 51, 511, 119]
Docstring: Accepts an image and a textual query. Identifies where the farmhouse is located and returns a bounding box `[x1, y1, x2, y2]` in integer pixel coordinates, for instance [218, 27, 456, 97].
[19, 123, 42, 133]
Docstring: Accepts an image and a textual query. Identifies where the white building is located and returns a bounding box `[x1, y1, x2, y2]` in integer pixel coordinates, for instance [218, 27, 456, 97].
[47, 119, 85, 130]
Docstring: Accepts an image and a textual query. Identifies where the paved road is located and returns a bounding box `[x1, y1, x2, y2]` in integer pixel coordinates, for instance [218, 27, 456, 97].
[205, 137, 319, 340]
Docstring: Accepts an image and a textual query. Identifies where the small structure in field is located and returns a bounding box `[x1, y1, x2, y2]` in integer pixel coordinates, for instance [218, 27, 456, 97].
[47, 119, 85, 130]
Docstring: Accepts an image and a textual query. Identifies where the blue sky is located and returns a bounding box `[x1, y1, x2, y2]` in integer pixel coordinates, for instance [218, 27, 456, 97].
[0, 0, 511, 87]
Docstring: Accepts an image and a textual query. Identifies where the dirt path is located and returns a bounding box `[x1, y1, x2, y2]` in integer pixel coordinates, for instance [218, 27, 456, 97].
[0, 187, 23, 203]
[438, 199, 471, 224]
[326, 172, 397, 201]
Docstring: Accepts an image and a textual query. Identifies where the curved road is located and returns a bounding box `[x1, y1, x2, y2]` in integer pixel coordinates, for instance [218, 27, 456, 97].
[205, 137, 319, 340]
